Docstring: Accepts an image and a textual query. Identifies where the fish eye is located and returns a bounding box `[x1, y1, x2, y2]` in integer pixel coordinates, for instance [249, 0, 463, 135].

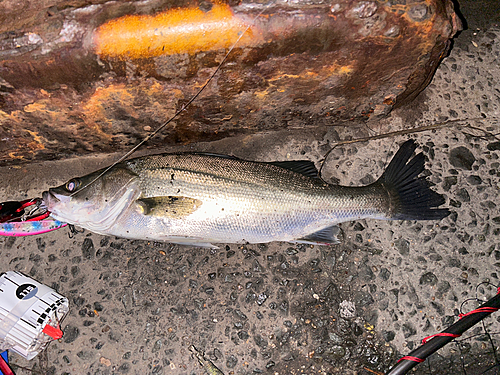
[65, 179, 80, 192]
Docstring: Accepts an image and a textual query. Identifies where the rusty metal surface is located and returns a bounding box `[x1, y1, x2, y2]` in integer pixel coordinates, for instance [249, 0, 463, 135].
[0, 0, 461, 165]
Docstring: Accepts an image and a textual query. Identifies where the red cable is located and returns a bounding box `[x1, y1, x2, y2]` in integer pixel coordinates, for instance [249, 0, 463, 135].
[422, 332, 461, 344]
[397, 356, 424, 363]
[459, 307, 499, 319]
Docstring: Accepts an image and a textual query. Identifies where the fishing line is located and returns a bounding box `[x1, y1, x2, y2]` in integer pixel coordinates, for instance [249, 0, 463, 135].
[317, 117, 494, 179]
[71, 1, 276, 197]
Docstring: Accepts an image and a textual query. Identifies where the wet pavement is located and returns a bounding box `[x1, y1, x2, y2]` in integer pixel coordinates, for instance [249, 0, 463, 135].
[0, 3, 500, 375]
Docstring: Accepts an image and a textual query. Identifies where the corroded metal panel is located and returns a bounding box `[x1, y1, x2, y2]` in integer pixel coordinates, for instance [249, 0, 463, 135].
[0, 0, 461, 164]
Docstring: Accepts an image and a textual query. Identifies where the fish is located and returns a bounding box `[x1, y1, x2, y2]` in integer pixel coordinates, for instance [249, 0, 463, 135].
[42, 139, 449, 248]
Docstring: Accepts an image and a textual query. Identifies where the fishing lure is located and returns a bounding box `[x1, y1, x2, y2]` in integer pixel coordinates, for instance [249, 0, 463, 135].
[0, 198, 66, 236]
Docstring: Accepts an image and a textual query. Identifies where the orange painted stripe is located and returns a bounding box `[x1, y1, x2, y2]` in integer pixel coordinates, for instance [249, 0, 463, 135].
[93, 4, 258, 59]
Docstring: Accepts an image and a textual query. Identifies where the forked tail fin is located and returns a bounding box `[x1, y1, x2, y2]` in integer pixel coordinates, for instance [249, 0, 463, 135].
[379, 140, 450, 220]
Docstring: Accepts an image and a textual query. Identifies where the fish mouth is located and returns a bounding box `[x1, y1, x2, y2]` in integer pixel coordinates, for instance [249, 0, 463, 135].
[42, 190, 62, 209]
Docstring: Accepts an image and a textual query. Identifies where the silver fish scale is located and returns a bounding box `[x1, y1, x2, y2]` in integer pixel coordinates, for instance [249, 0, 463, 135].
[116, 154, 387, 244]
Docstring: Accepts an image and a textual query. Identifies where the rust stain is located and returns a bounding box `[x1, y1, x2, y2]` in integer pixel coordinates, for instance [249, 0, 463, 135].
[25, 130, 45, 151]
[8, 152, 24, 160]
[93, 3, 260, 59]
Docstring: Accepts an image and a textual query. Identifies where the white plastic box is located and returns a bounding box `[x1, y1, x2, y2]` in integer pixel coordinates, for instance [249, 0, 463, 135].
[0, 271, 69, 360]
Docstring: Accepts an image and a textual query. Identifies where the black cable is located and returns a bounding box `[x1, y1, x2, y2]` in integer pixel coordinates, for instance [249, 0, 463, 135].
[386, 290, 500, 375]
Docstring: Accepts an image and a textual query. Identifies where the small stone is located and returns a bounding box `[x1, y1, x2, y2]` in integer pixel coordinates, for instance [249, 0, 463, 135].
[265, 360, 275, 369]
[379, 268, 391, 281]
[353, 222, 365, 231]
[430, 301, 445, 315]
[234, 309, 247, 320]
[354, 291, 374, 308]
[456, 188, 470, 202]
[238, 331, 249, 340]
[339, 300, 356, 318]
[402, 322, 416, 338]
[419, 272, 438, 286]
[487, 141, 500, 151]
[382, 330, 395, 342]
[76, 350, 94, 360]
[82, 238, 95, 259]
[394, 238, 410, 255]
[254, 334, 268, 349]
[94, 301, 104, 311]
[257, 292, 268, 306]
[117, 363, 130, 373]
[437, 280, 451, 294]
[70, 265, 79, 277]
[36, 238, 46, 252]
[63, 325, 80, 343]
[73, 296, 85, 307]
[329, 345, 346, 359]
[442, 176, 458, 191]
[449, 147, 475, 170]
[358, 262, 375, 281]
[467, 175, 482, 185]
[100, 357, 112, 367]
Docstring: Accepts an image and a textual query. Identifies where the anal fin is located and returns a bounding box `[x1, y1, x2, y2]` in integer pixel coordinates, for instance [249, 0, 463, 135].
[294, 225, 342, 245]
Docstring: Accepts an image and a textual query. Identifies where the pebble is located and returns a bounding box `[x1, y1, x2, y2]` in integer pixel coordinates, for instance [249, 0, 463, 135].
[99, 357, 111, 367]
[81, 238, 95, 259]
[63, 325, 80, 343]
[419, 272, 438, 286]
[449, 147, 476, 170]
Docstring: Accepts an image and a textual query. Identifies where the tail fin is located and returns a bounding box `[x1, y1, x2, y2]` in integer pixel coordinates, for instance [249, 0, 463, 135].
[379, 140, 450, 221]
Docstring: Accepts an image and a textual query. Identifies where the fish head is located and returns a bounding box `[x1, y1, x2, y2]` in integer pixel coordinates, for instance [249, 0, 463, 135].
[42, 167, 139, 231]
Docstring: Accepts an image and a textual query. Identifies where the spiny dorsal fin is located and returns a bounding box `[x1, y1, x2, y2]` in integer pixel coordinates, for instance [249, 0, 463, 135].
[183, 152, 320, 179]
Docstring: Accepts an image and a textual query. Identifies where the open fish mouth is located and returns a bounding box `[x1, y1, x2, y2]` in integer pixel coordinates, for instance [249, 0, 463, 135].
[42, 190, 61, 207]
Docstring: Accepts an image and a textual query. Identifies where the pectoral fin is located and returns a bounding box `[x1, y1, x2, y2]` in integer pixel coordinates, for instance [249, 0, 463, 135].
[135, 196, 202, 218]
[294, 225, 342, 245]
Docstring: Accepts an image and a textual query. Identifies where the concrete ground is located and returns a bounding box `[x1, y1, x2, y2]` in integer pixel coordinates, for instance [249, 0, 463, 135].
[0, 1, 499, 374]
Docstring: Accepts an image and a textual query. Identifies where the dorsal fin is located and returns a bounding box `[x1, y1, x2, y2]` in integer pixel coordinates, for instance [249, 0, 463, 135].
[267, 160, 320, 179]
[182, 152, 320, 179]
[189, 152, 239, 160]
